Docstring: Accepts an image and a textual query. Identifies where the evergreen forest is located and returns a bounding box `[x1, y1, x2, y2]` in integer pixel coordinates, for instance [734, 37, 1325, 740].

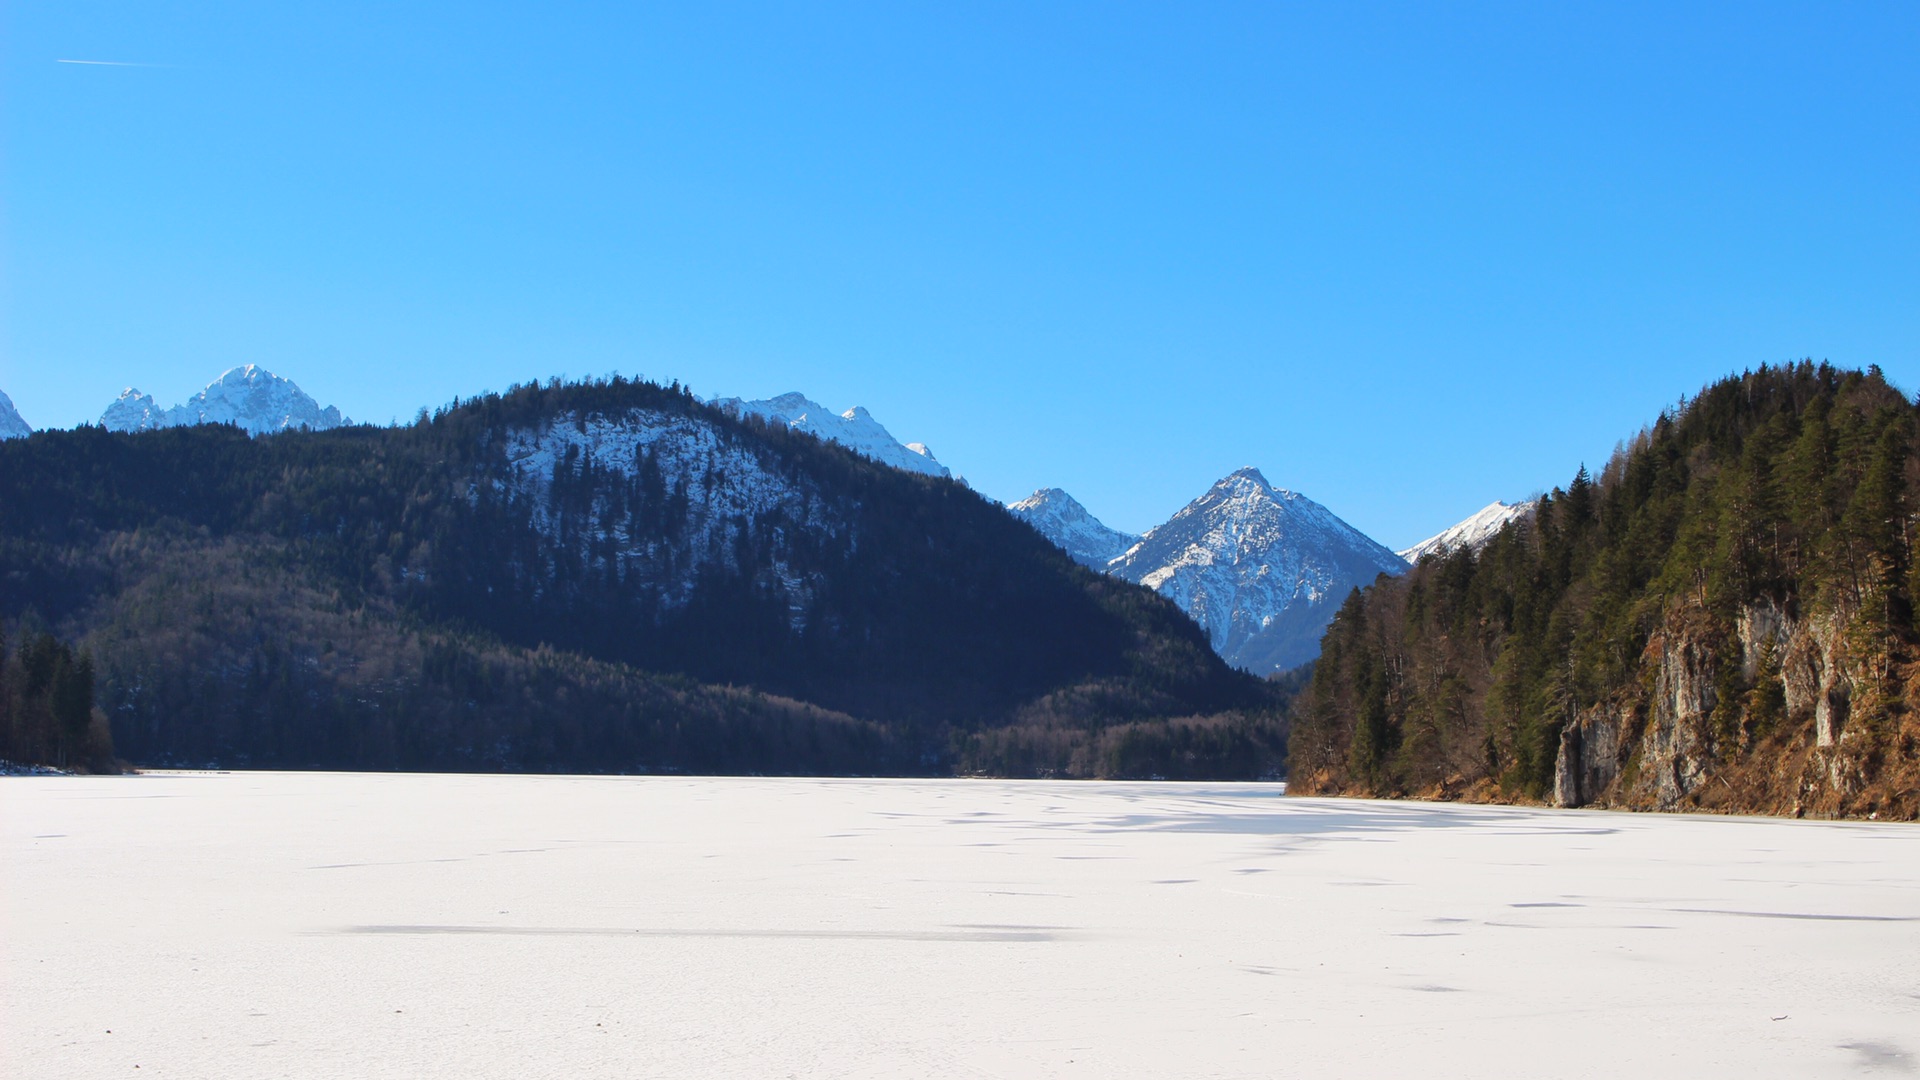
[1291, 363, 1920, 819]
[0, 626, 115, 772]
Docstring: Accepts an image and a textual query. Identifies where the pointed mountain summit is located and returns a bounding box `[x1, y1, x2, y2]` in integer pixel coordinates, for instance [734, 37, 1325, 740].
[1398, 499, 1536, 563]
[0, 390, 31, 440]
[1007, 488, 1140, 569]
[1108, 467, 1406, 674]
[100, 389, 170, 432]
[101, 365, 350, 436]
[712, 392, 949, 477]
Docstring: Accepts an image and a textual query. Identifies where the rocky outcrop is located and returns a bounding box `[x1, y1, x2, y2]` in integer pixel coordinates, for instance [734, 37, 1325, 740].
[1554, 600, 1876, 813]
[1637, 633, 1720, 806]
[1552, 700, 1635, 809]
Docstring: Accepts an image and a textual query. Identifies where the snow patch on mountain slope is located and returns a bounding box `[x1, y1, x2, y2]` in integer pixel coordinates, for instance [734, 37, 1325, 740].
[1398, 500, 1536, 563]
[100, 366, 350, 436]
[1108, 468, 1407, 674]
[0, 391, 31, 440]
[500, 409, 840, 628]
[1007, 488, 1139, 569]
[711, 392, 949, 478]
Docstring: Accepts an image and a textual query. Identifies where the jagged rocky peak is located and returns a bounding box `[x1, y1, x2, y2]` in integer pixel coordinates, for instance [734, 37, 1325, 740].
[711, 391, 950, 478]
[1007, 488, 1140, 569]
[100, 365, 350, 436]
[1398, 499, 1537, 563]
[0, 390, 31, 440]
[1109, 466, 1406, 675]
[100, 388, 168, 433]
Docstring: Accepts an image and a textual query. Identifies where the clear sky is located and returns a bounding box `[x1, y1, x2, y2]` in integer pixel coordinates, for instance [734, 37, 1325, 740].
[5, 2, 1915, 547]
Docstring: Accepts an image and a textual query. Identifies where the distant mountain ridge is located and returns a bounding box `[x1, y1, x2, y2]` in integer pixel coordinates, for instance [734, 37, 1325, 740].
[53, 363, 1537, 689]
[1007, 488, 1139, 568]
[1398, 499, 1537, 563]
[1016, 469, 1408, 675]
[101, 365, 350, 436]
[2, 375, 1278, 778]
[711, 392, 948, 477]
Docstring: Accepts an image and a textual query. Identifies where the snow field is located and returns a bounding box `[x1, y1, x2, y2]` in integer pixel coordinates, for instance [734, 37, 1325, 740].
[5, 773, 1916, 1078]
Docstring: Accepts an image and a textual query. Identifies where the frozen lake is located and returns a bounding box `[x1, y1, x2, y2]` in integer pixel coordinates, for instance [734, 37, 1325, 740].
[5, 773, 1917, 1078]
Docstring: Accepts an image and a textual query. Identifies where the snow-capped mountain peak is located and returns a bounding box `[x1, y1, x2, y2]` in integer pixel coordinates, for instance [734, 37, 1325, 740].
[1398, 499, 1536, 563]
[99, 366, 350, 436]
[1217, 465, 1272, 489]
[712, 392, 950, 478]
[1107, 468, 1406, 674]
[1007, 488, 1139, 569]
[101, 388, 169, 433]
[0, 390, 32, 440]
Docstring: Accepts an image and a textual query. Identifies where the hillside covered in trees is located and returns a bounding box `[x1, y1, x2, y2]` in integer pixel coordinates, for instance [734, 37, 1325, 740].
[0, 627, 116, 773]
[0, 376, 1281, 778]
[1291, 363, 1920, 819]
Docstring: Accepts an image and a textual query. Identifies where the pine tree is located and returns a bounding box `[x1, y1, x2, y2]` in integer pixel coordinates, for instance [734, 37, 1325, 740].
[50, 650, 95, 768]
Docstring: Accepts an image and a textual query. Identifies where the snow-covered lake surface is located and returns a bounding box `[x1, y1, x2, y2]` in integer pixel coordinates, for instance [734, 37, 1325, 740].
[6, 773, 1917, 1079]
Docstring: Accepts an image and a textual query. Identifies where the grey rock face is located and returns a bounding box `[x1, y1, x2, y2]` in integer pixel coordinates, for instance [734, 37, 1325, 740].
[1553, 599, 1869, 810]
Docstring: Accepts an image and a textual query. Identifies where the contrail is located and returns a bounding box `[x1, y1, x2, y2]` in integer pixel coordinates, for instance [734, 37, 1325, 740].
[56, 59, 161, 67]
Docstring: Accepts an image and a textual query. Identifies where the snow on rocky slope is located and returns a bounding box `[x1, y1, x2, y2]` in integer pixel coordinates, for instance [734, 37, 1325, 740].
[500, 407, 840, 627]
[1006, 488, 1139, 569]
[0, 391, 31, 440]
[1397, 499, 1536, 563]
[101, 365, 350, 436]
[1106, 468, 1407, 675]
[710, 392, 949, 478]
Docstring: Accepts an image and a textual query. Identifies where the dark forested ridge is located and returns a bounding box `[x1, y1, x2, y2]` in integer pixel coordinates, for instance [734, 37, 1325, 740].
[1291, 363, 1920, 819]
[0, 376, 1280, 777]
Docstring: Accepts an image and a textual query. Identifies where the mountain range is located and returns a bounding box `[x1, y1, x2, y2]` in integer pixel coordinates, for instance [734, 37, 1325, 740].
[10, 365, 1523, 682]
[6, 362, 1903, 818]
[1013, 471, 1411, 675]
[0, 374, 1277, 778]
[100, 365, 351, 436]
[711, 392, 949, 478]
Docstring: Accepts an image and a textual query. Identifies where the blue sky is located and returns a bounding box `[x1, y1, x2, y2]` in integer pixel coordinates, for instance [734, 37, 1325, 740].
[5, 2, 1915, 547]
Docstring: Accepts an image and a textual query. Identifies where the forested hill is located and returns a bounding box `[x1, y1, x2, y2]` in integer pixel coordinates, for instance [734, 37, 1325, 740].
[1291, 363, 1920, 820]
[0, 376, 1281, 778]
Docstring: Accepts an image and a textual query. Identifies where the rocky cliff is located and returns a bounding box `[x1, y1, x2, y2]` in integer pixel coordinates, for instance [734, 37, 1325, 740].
[1551, 598, 1913, 817]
